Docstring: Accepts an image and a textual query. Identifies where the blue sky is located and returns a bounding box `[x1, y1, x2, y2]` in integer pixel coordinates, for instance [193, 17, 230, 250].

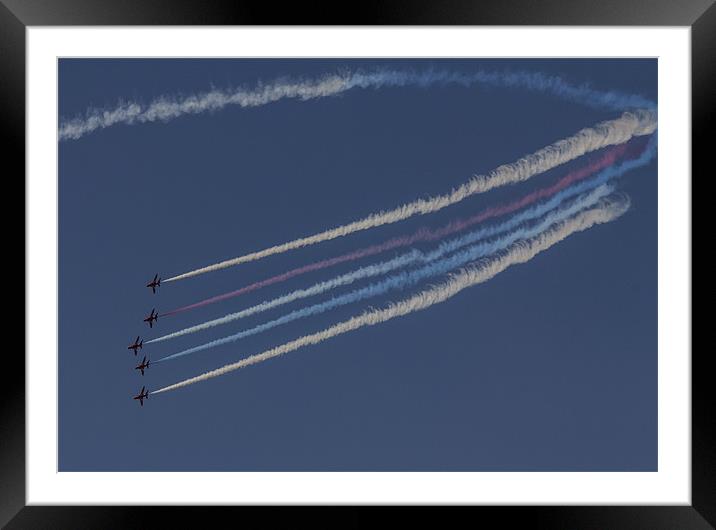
[58, 59, 657, 471]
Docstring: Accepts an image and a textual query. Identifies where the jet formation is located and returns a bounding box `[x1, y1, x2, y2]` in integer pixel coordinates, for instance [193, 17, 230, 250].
[129, 274, 163, 407]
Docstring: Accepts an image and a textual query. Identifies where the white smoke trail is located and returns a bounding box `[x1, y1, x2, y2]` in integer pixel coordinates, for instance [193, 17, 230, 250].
[59, 74, 353, 141]
[164, 110, 655, 282]
[59, 68, 654, 141]
[151, 193, 629, 395]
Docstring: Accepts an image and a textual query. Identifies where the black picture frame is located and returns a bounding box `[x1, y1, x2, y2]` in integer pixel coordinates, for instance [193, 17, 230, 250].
[5, 1, 709, 528]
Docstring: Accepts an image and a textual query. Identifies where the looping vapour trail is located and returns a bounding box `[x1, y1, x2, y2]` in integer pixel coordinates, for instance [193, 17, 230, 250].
[154, 182, 615, 363]
[59, 68, 655, 142]
[164, 109, 655, 283]
[160, 137, 645, 317]
[151, 193, 630, 395]
[149, 137, 654, 344]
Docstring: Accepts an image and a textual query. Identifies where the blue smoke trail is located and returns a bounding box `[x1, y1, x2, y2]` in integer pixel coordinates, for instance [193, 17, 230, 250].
[346, 69, 656, 112]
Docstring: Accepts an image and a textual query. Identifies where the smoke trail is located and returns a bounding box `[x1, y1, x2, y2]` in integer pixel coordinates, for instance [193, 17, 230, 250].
[151, 193, 629, 394]
[163, 110, 655, 282]
[162, 135, 651, 315]
[59, 68, 655, 141]
[150, 178, 611, 343]
[150, 138, 654, 344]
[154, 183, 616, 362]
[348, 69, 656, 111]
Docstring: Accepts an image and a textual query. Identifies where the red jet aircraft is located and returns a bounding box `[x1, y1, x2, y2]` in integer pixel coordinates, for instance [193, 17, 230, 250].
[146, 273, 161, 294]
[127, 336, 143, 355]
[133, 386, 149, 407]
[135, 356, 151, 376]
[143, 308, 158, 328]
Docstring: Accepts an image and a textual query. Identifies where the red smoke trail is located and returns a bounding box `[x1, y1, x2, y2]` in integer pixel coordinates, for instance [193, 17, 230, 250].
[163, 137, 647, 317]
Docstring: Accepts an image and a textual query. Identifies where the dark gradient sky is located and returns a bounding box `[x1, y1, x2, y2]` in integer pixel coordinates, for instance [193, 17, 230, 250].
[58, 59, 657, 471]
